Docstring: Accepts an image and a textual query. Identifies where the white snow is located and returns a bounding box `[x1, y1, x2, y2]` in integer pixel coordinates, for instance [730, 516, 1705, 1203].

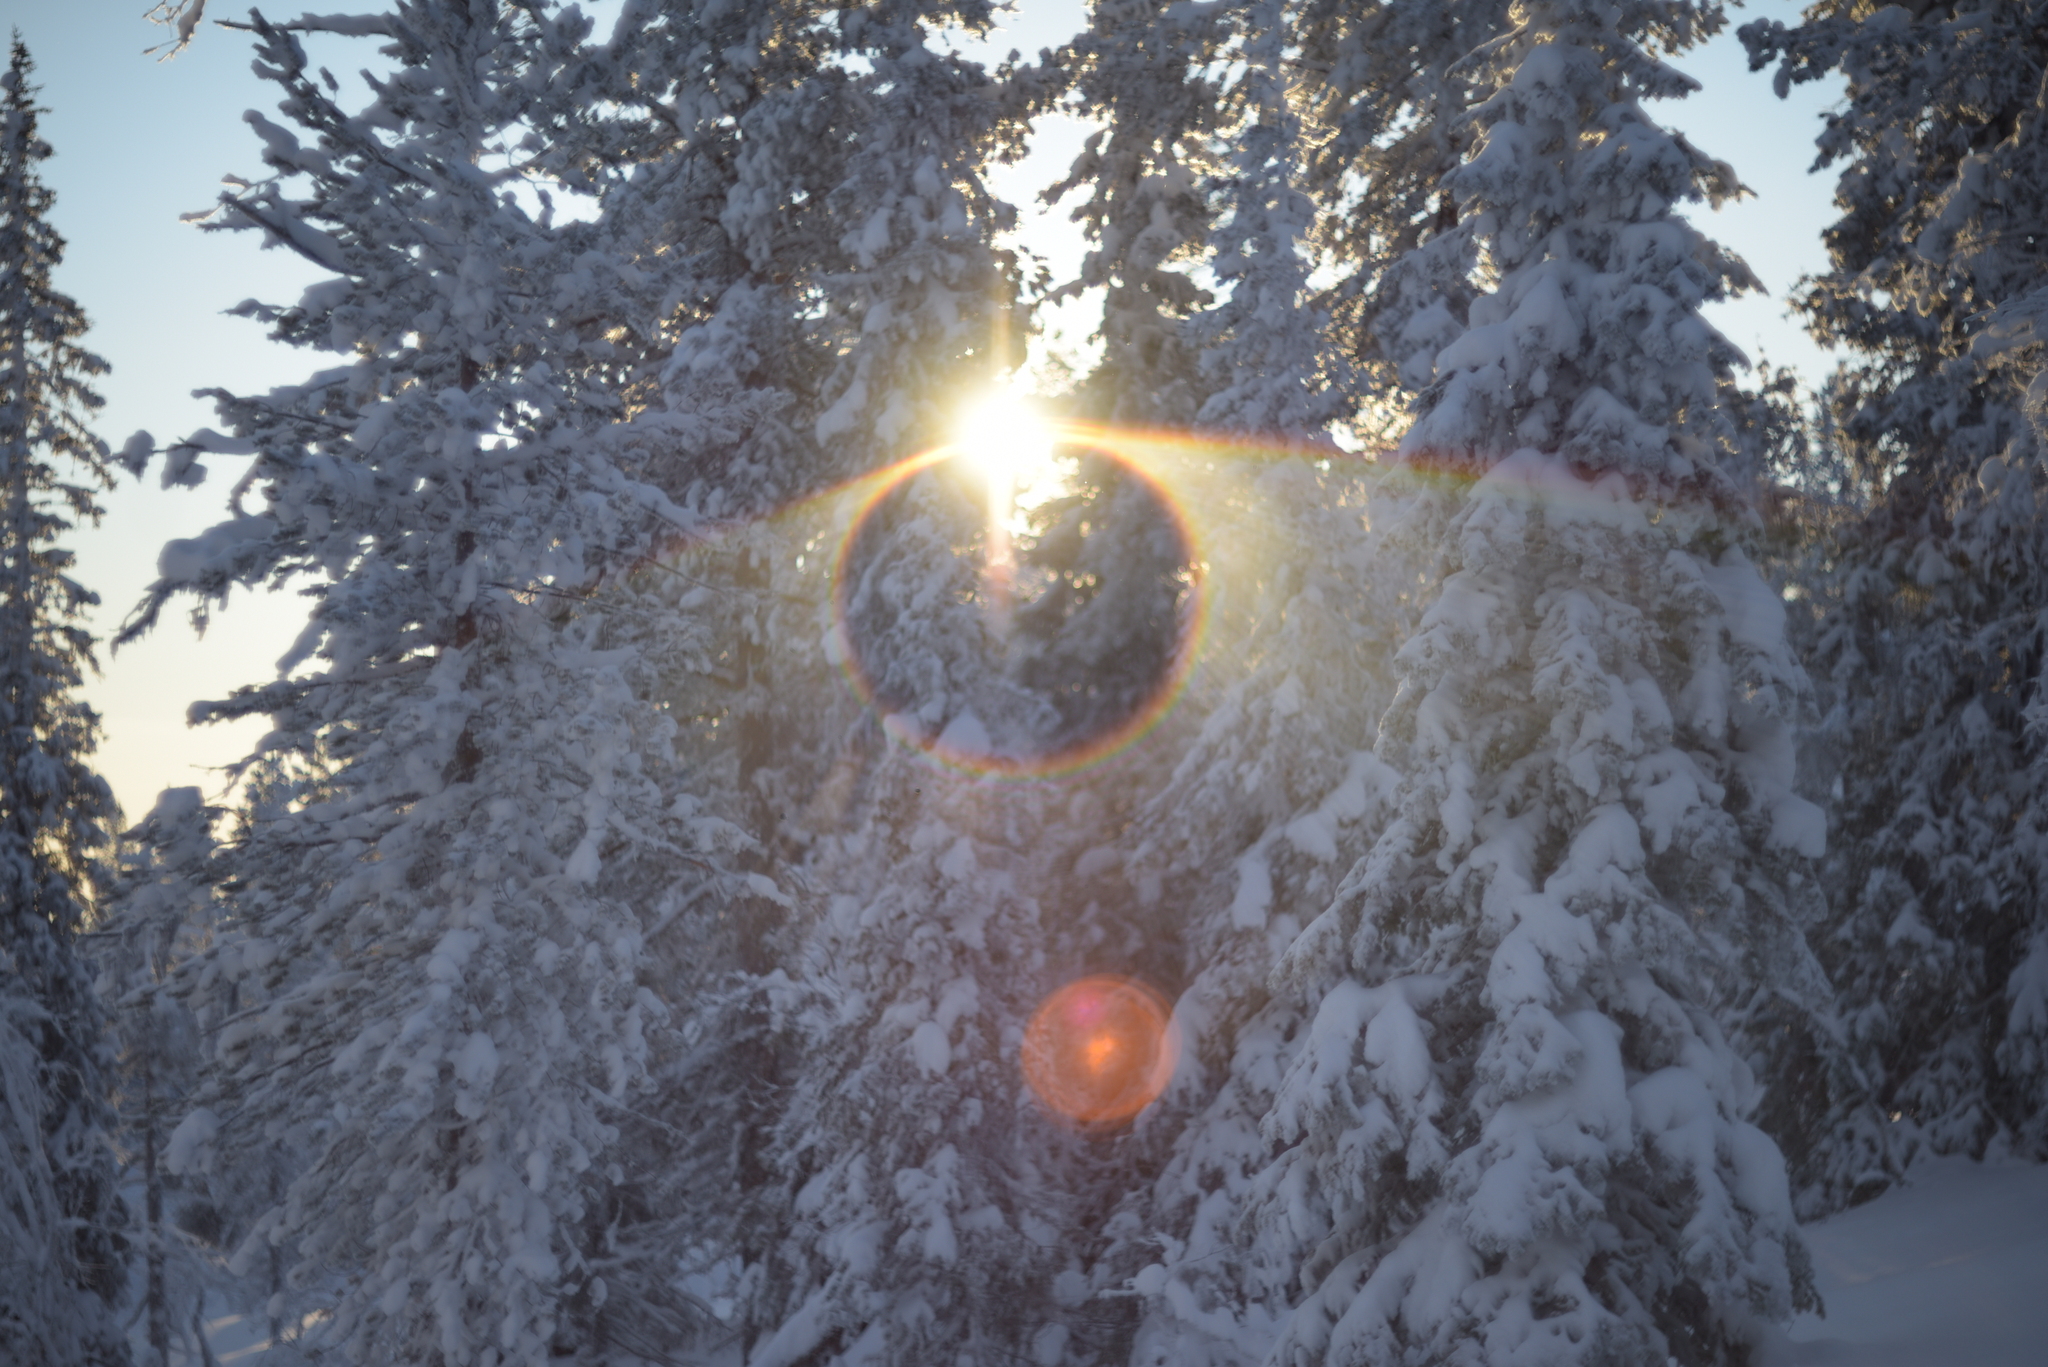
[1230, 842, 1274, 928]
[1763, 1158, 2048, 1367]
[154, 514, 273, 584]
[935, 708, 993, 761]
[910, 1020, 951, 1076]
[163, 1108, 219, 1176]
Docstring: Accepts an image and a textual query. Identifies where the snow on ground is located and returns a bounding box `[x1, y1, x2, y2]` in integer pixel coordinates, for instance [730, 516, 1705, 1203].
[136, 1164, 2039, 1360]
[1765, 1156, 2048, 1367]
[146, 1158, 2048, 1364]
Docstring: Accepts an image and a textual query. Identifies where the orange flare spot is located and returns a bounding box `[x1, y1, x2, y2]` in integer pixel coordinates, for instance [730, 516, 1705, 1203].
[1023, 975, 1179, 1127]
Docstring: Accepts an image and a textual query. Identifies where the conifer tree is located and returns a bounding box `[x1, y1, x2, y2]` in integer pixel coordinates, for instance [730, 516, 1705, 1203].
[0, 38, 130, 1367]
[1112, 456, 1408, 1367]
[721, 7, 1121, 1364]
[1743, 0, 2048, 1173]
[1097, 7, 1408, 1359]
[120, 6, 739, 1361]
[1190, 0, 1347, 439]
[103, 788, 245, 1367]
[1049, 0, 1227, 426]
[1294, 0, 1514, 434]
[1245, 4, 1821, 1362]
[551, 7, 847, 1341]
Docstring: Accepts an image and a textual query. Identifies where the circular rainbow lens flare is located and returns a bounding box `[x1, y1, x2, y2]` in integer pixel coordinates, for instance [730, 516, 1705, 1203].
[831, 424, 1205, 780]
[1022, 975, 1180, 1127]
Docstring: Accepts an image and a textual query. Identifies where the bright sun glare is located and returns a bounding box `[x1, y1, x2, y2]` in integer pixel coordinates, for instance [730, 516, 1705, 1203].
[955, 392, 1064, 511]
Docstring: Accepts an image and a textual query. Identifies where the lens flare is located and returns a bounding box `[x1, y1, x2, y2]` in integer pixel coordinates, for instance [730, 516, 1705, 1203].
[830, 422, 1206, 780]
[1022, 975, 1180, 1128]
[631, 423, 1713, 807]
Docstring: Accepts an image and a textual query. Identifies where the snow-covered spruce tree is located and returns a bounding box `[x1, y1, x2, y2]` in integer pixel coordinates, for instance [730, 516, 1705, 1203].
[1743, 0, 2048, 1170]
[904, 1, 1235, 816]
[1244, 5, 1827, 1364]
[1694, 357, 1894, 1221]
[102, 788, 241, 1367]
[1089, 9, 1407, 1361]
[531, 4, 850, 1326]
[718, 4, 1233, 1361]
[0, 41, 130, 1367]
[1971, 285, 2048, 1165]
[1294, 0, 1514, 437]
[1189, 0, 1348, 443]
[620, 0, 1040, 842]
[1048, 0, 1227, 427]
[1110, 458, 1411, 1365]
[119, 6, 735, 1361]
[724, 8, 1144, 1365]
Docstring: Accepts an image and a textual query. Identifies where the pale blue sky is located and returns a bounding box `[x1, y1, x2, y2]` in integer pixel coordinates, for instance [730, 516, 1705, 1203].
[0, 0, 1840, 820]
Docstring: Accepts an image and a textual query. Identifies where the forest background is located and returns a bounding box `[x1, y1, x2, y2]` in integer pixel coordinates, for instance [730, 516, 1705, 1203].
[3, 3, 2046, 1367]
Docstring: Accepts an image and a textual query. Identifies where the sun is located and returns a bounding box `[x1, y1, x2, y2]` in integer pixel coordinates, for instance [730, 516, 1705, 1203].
[953, 391, 1064, 509]
[949, 390, 1073, 636]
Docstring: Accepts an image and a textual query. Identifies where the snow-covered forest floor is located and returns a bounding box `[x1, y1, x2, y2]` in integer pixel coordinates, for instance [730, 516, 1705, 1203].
[1764, 1158, 2048, 1367]
[155, 1157, 2048, 1367]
